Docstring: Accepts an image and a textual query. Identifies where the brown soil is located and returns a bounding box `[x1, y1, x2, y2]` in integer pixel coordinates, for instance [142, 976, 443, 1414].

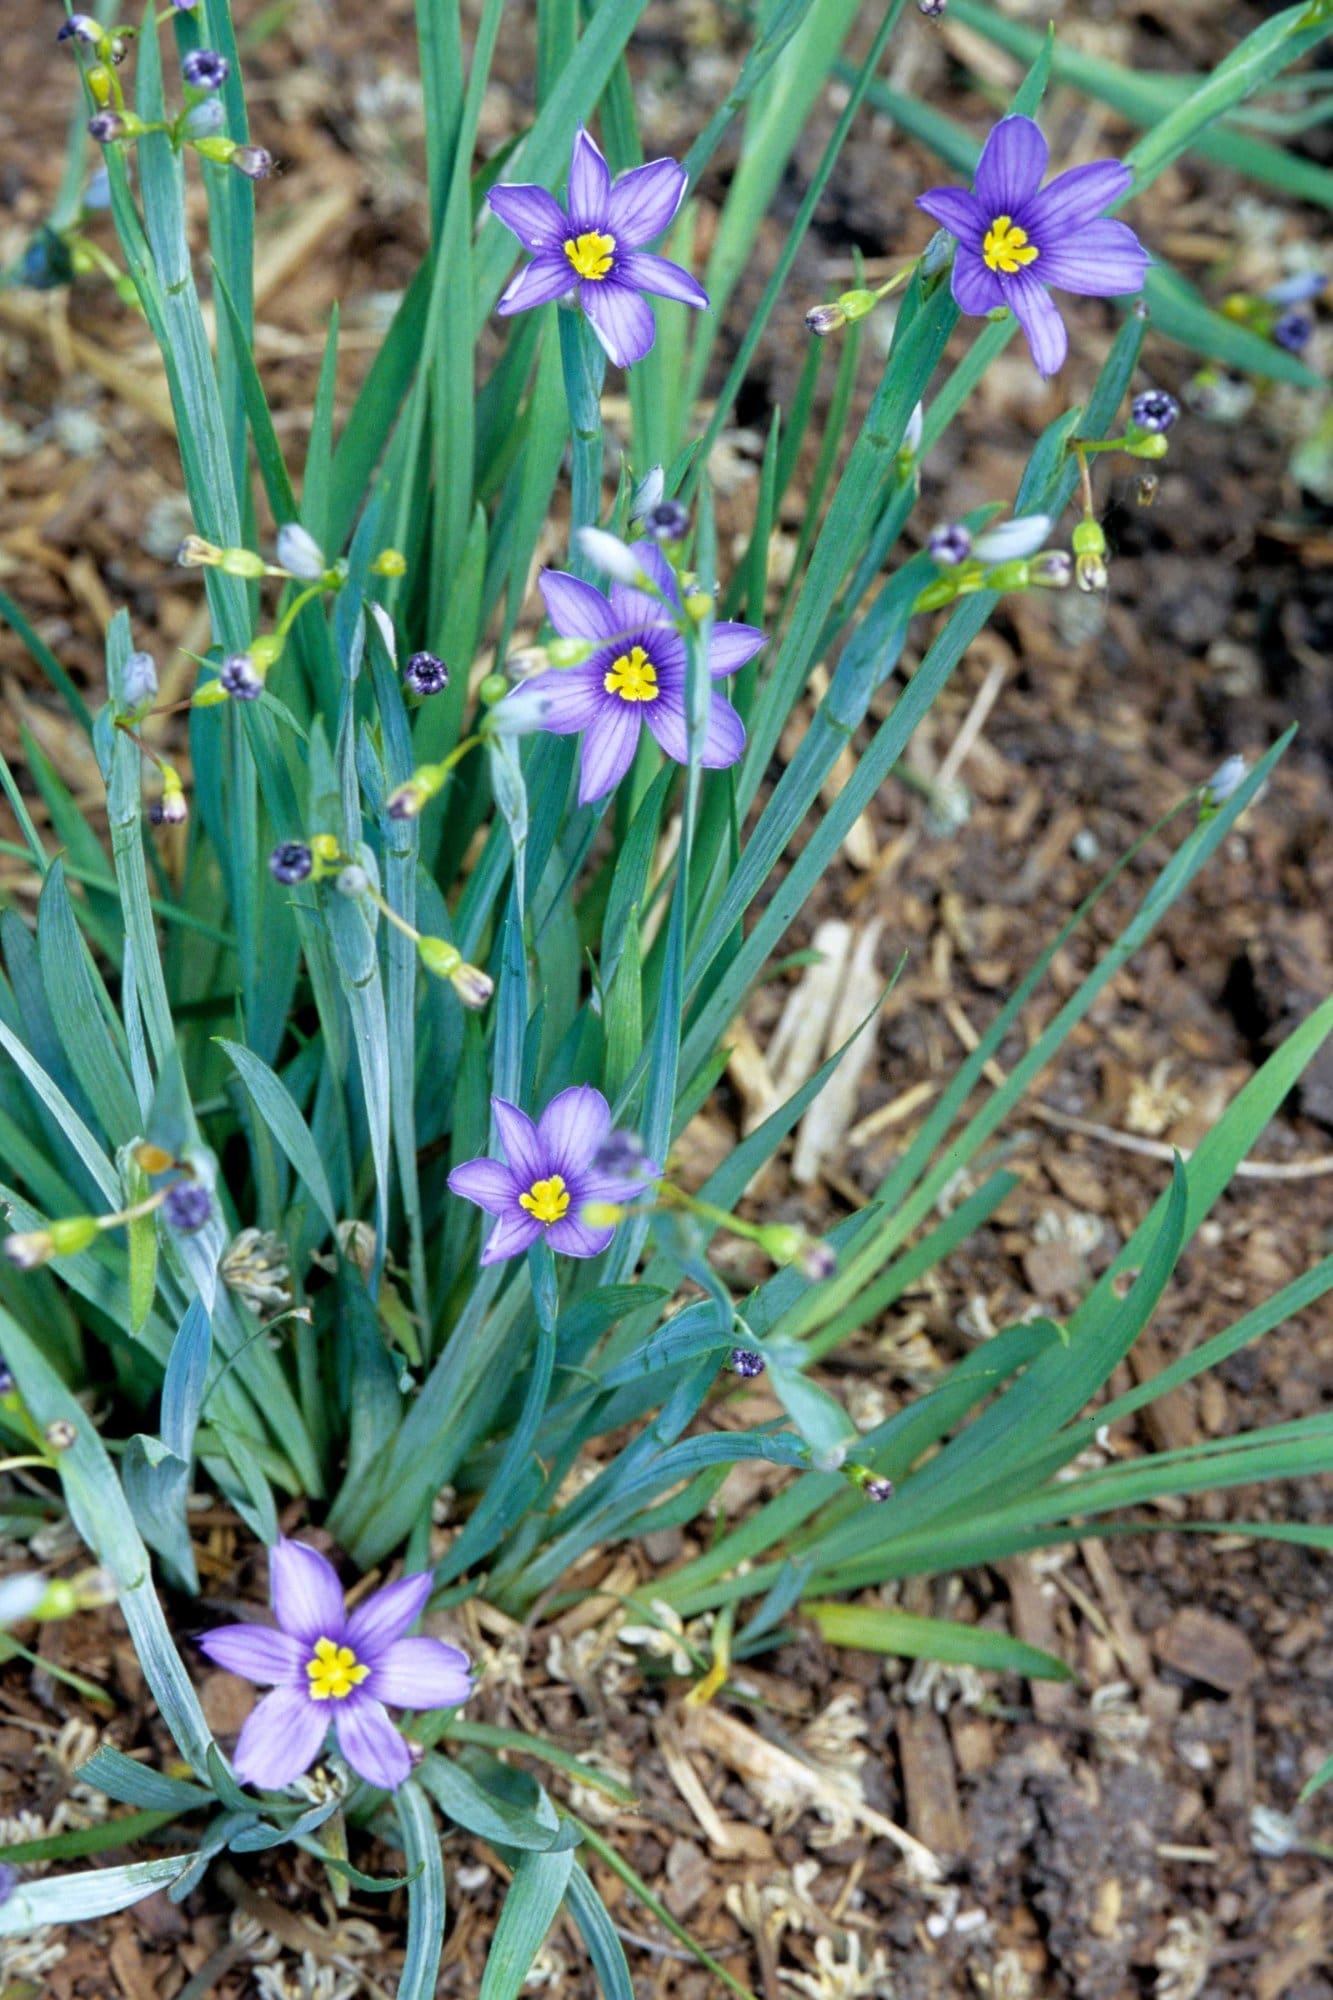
[1, 2, 1331, 1997]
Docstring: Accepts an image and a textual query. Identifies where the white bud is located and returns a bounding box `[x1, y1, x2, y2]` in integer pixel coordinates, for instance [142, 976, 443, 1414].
[122, 650, 158, 707]
[276, 523, 326, 580]
[972, 513, 1052, 563]
[368, 602, 397, 665]
[630, 465, 665, 522]
[903, 401, 925, 455]
[575, 526, 649, 588]
[1206, 755, 1247, 806]
[485, 685, 555, 738]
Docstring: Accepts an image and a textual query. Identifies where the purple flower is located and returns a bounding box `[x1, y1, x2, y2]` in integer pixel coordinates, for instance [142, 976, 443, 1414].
[1131, 389, 1179, 434]
[448, 1087, 658, 1265]
[504, 542, 763, 804]
[182, 48, 229, 90]
[163, 1182, 211, 1233]
[404, 651, 449, 697]
[198, 1538, 472, 1792]
[917, 115, 1150, 377]
[1272, 309, 1313, 354]
[270, 841, 313, 885]
[487, 127, 708, 368]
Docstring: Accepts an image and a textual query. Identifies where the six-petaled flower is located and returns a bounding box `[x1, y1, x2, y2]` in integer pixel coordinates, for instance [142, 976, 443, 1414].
[448, 1088, 658, 1265]
[199, 1538, 472, 1792]
[917, 115, 1150, 377]
[487, 127, 708, 367]
[503, 542, 763, 804]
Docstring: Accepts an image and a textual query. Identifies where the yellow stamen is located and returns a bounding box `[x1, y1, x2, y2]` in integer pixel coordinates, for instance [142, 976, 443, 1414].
[603, 645, 659, 703]
[564, 231, 616, 281]
[983, 215, 1039, 275]
[519, 1174, 571, 1225]
[306, 1636, 370, 1702]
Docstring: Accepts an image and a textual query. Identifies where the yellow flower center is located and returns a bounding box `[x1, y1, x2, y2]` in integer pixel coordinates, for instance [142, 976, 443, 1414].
[603, 645, 659, 703]
[564, 231, 616, 281]
[306, 1636, 370, 1702]
[982, 215, 1039, 275]
[519, 1174, 571, 1225]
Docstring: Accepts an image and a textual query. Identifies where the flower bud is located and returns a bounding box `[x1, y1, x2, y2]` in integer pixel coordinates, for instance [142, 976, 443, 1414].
[1075, 550, 1108, 593]
[913, 575, 962, 614]
[903, 401, 925, 456]
[798, 1238, 836, 1281]
[729, 1348, 766, 1379]
[847, 1464, 894, 1501]
[1072, 518, 1107, 558]
[122, 650, 158, 708]
[546, 637, 594, 670]
[44, 1419, 78, 1452]
[84, 166, 111, 211]
[1205, 755, 1247, 807]
[191, 136, 237, 165]
[183, 98, 226, 139]
[86, 63, 114, 106]
[593, 1131, 651, 1179]
[1129, 389, 1179, 435]
[275, 523, 325, 579]
[182, 48, 230, 90]
[88, 112, 130, 144]
[404, 651, 449, 696]
[486, 684, 553, 736]
[335, 865, 369, 897]
[57, 15, 103, 44]
[370, 547, 407, 577]
[639, 500, 690, 544]
[177, 535, 222, 567]
[163, 1182, 211, 1233]
[631, 465, 665, 519]
[134, 1143, 176, 1174]
[575, 527, 648, 588]
[270, 841, 313, 885]
[980, 558, 1031, 592]
[450, 963, 494, 1009]
[973, 514, 1052, 563]
[919, 0, 947, 15]
[220, 652, 264, 700]
[758, 1223, 804, 1266]
[3, 1231, 54, 1270]
[1272, 309, 1314, 354]
[805, 302, 846, 338]
[1125, 430, 1168, 461]
[232, 146, 275, 181]
[927, 523, 971, 567]
[150, 778, 188, 825]
[309, 833, 342, 869]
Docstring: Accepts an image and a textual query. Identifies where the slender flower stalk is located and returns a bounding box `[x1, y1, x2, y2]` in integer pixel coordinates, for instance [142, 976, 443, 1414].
[917, 116, 1150, 376]
[199, 1539, 472, 1791]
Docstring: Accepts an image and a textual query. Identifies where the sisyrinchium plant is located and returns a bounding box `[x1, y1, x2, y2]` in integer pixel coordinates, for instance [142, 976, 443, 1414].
[0, 0, 1330, 1988]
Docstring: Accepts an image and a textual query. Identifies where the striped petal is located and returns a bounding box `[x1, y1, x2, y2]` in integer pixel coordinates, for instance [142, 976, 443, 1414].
[545, 1213, 617, 1258]
[487, 183, 568, 252]
[538, 569, 619, 641]
[198, 1622, 306, 1686]
[537, 1085, 612, 1181]
[1003, 267, 1068, 377]
[915, 186, 983, 249]
[616, 251, 708, 310]
[1032, 218, 1150, 298]
[497, 253, 578, 317]
[606, 158, 688, 246]
[346, 1572, 433, 1659]
[492, 1099, 544, 1185]
[581, 280, 657, 368]
[951, 249, 1005, 317]
[231, 1686, 327, 1792]
[480, 1209, 545, 1266]
[577, 701, 642, 802]
[567, 127, 611, 231]
[372, 1636, 474, 1709]
[269, 1539, 345, 1646]
[973, 115, 1048, 219]
[708, 621, 766, 678]
[333, 1696, 412, 1791]
[1020, 159, 1132, 238]
[447, 1157, 518, 1217]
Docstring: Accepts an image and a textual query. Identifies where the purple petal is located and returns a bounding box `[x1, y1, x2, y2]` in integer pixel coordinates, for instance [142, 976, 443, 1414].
[581, 280, 657, 368]
[578, 703, 642, 802]
[1003, 268, 1068, 377]
[915, 186, 983, 248]
[510, 664, 611, 734]
[606, 158, 688, 247]
[497, 253, 578, 317]
[545, 1213, 617, 1258]
[701, 690, 746, 769]
[447, 1157, 519, 1217]
[345, 1572, 432, 1659]
[487, 183, 569, 252]
[1031, 218, 1150, 298]
[492, 1098, 545, 1184]
[567, 127, 611, 232]
[269, 1539, 346, 1646]
[480, 1210, 545, 1266]
[951, 249, 1005, 317]
[580, 1170, 658, 1207]
[333, 1695, 412, 1790]
[608, 542, 683, 630]
[708, 622, 766, 678]
[198, 1622, 306, 1686]
[371, 1636, 474, 1709]
[615, 251, 708, 310]
[538, 569, 618, 642]
[973, 115, 1048, 219]
[1020, 159, 1132, 238]
[537, 1085, 611, 1181]
[232, 1686, 327, 1791]
[641, 690, 689, 764]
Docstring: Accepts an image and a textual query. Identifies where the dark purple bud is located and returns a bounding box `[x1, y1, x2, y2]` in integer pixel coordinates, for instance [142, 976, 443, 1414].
[0, 1357, 13, 1396]
[57, 14, 101, 43]
[729, 1348, 766, 1380]
[88, 112, 128, 144]
[163, 1182, 211, 1233]
[269, 841, 313, 885]
[592, 1130, 650, 1180]
[1130, 389, 1179, 435]
[640, 500, 690, 544]
[220, 652, 263, 700]
[862, 1474, 894, 1502]
[918, 0, 947, 14]
[928, 523, 972, 567]
[1272, 309, 1313, 354]
[182, 48, 230, 90]
[150, 789, 188, 826]
[232, 146, 274, 181]
[404, 651, 450, 697]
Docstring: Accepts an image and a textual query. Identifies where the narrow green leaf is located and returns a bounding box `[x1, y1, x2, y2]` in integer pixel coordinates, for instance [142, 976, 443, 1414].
[806, 1602, 1073, 1680]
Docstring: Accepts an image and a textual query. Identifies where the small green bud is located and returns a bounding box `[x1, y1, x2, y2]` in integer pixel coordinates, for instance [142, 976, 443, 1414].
[191, 136, 238, 165]
[758, 1223, 804, 1265]
[418, 937, 463, 980]
[370, 548, 407, 577]
[48, 1216, 100, 1256]
[249, 633, 284, 669]
[35, 1579, 80, 1620]
[836, 288, 878, 323]
[219, 548, 268, 579]
[478, 673, 508, 706]
[981, 559, 1031, 592]
[1124, 430, 1168, 460]
[913, 575, 962, 613]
